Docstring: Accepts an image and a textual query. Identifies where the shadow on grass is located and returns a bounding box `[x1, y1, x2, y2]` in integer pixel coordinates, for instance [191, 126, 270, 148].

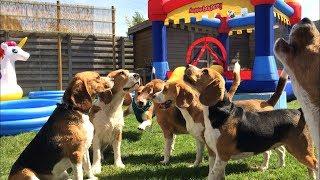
[102, 152, 197, 166]
[99, 166, 208, 179]
[122, 130, 142, 142]
[99, 153, 253, 179]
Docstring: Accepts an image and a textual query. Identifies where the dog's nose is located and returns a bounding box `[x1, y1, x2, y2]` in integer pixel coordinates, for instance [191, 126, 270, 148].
[133, 73, 140, 80]
[137, 101, 144, 107]
[301, 17, 312, 24]
[185, 64, 190, 69]
[152, 94, 156, 99]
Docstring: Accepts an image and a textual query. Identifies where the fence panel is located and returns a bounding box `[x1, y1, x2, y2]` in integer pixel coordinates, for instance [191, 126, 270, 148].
[0, 31, 133, 94]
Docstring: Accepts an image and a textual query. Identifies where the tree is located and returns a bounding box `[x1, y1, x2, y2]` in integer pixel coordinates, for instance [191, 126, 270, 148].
[125, 12, 146, 28]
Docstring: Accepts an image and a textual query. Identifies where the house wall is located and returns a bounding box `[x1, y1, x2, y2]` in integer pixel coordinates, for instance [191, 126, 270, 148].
[133, 24, 217, 70]
[132, 20, 320, 74]
[133, 27, 153, 69]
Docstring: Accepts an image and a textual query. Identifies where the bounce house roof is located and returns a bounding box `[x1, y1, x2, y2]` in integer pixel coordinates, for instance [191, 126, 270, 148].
[149, 0, 301, 29]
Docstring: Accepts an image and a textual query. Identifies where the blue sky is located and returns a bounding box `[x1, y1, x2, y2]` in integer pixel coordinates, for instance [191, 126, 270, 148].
[38, 0, 319, 36]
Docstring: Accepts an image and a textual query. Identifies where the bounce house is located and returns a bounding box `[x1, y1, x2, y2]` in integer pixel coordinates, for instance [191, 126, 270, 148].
[148, 0, 301, 106]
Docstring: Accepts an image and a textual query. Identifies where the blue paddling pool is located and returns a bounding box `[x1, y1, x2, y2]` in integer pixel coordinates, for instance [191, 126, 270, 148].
[0, 99, 61, 136]
[0, 116, 48, 135]
[28, 91, 64, 100]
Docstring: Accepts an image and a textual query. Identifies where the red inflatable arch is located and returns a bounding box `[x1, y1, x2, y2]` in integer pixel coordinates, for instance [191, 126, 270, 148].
[186, 37, 227, 70]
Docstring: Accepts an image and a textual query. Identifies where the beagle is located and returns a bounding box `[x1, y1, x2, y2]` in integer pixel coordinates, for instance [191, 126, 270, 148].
[123, 86, 155, 130]
[152, 80, 208, 167]
[135, 69, 241, 166]
[9, 71, 114, 180]
[154, 61, 288, 171]
[275, 17, 320, 177]
[135, 79, 190, 165]
[185, 63, 289, 171]
[183, 66, 317, 179]
[90, 69, 140, 174]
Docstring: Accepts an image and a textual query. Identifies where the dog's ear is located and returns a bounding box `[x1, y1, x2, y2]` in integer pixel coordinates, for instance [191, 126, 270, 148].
[176, 85, 193, 108]
[63, 78, 92, 112]
[123, 93, 132, 106]
[199, 79, 224, 106]
[274, 38, 294, 60]
[98, 90, 113, 104]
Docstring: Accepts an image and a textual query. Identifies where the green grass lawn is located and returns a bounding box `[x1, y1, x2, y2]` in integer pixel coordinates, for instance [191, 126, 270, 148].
[0, 101, 312, 179]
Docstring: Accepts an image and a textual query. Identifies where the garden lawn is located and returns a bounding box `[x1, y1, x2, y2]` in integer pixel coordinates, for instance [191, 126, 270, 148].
[0, 101, 311, 179]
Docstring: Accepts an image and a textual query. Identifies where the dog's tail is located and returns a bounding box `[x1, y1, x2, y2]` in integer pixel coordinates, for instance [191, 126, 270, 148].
[227, 62, 241, 100]
[152, 66, 156, 80]
[266, 70, 289, 107]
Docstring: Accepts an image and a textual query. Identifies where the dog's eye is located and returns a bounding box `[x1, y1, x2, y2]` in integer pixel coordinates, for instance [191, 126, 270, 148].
[96, 75, 100, 79]
[12, 49, 18, 53]
[202, 69, 209, 75]
[163, 87, 168, 93]
[119, 71, 125, 75]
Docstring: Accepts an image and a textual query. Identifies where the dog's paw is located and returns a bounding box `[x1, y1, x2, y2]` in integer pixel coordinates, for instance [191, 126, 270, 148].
[208, 172, 225, 180]
[250, 165, 268, 172]
[91, 165, 101, 175]
[189, 160, 201, 167]
[258, 166, 268, 172]
[137, 125, 146, 131]
[160, 159, 169, 164]
[57, 171, 70, 180]
[115, 162, 125, 168]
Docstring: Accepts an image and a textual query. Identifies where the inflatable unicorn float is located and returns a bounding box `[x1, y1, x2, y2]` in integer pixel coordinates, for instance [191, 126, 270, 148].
[0, 38, 30, 101]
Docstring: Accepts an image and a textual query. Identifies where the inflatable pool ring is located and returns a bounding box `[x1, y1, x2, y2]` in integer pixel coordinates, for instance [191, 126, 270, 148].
[0, 38, 30, 101]
[0, 99, 60, 136]
[28, 90, 65, 100]
[0, 116, 48, 135]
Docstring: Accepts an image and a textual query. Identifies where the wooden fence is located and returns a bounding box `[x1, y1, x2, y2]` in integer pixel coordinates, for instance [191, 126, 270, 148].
[0, 31, 134, 94]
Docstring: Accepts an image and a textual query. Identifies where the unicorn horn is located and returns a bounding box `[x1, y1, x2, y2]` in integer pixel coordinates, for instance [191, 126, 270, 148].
[18, 37, 28, 48]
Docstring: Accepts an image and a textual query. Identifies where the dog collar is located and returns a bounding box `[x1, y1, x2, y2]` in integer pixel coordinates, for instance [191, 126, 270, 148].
[132, 98, 152, 112]
[208, 93, 234, 128]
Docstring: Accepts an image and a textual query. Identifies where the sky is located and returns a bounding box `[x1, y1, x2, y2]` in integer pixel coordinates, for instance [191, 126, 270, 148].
[37, 0, 319, 36]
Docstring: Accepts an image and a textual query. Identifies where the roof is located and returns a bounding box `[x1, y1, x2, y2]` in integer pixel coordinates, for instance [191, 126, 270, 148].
[128, 19, 320, 36]
[128, 20, 152, 35]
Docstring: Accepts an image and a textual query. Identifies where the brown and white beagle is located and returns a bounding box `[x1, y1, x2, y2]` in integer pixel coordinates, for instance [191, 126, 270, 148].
[135, 79, 190, 164]
[9, 71, 114, 180]
[152, 80, 208, 167]
[90, 69, 140, 174]
[154, 64, 288, 172]
[275, 17, 320, 177]
[185, 63, 289, 171]
[183, 66, 317, 179]
[123, 86, 155, 131]
[134, 68, 241, 166]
